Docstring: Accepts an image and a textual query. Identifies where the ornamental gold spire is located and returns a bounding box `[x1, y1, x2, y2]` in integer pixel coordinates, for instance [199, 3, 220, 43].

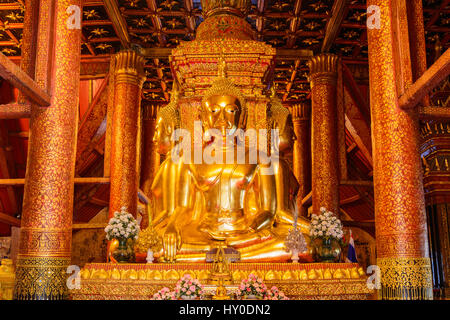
[201, 0, 251, 18]
[202, 57, 246, 113]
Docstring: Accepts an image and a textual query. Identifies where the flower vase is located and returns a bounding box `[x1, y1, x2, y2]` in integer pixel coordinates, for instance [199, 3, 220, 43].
[113, 238, 133, 263]
[291, 249, 299, 263]
[314, 237, 341, 263]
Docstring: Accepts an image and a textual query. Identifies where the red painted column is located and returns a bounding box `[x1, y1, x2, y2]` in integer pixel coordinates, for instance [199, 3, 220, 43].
[367, 0, 432, 300]
[308, 54, 340, 216]
[14, 0, 81, 300]
[108, 50, 146, 219]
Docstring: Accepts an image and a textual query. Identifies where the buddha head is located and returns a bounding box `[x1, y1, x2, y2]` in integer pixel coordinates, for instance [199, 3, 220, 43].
[200, 59, 247, 138]
[277, 114, 296, 156]
[153, 83, 180, 155]
[268, 87, 296, 156]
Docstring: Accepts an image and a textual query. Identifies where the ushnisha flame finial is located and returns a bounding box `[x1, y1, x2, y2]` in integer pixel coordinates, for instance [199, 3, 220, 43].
[201, 0, 251, 18]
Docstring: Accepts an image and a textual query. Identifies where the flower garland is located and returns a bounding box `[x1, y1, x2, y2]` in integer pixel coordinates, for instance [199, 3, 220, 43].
[105, 206, 140, 241]
[309, 207, 343, 241]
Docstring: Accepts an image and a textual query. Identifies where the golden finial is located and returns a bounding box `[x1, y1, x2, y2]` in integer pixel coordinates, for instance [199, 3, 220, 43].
[218, 55, 227, 78]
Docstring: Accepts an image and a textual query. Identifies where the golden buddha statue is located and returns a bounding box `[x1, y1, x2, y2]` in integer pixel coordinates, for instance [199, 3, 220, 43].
[209, 243, 233, 285]
[149, 61, 310, 263]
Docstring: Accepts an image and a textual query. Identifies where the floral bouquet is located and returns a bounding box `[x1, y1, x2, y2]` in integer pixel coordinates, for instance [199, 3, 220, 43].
[237, 273, 268, 299]
[309, 207, 343, 241]
[174, 274, 204, 300]
[151, 287, 176, 300]
[105, 206, 140, 241]
[309, 207, 343, 262]
[264, 286, 289, 300]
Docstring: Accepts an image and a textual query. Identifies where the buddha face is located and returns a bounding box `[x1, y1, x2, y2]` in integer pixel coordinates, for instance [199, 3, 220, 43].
[203, 95, 242, 137]
[153, 116, 174, 155]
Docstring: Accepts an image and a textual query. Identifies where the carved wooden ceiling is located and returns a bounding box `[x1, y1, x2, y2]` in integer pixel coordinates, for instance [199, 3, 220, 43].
[0, 0, 448, 103]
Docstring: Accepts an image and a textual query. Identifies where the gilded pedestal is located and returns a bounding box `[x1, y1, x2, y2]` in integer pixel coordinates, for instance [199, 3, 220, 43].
[71, 263, 373, 300]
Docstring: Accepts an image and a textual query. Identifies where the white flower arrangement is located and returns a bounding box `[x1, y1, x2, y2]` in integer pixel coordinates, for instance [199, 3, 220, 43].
[174, 274, 204, 299]
[309, 207, 343, 240]
[104, 206, 140, 241]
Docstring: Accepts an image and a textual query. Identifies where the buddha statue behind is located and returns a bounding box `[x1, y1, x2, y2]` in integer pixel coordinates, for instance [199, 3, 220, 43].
[149, 62, 310, 263]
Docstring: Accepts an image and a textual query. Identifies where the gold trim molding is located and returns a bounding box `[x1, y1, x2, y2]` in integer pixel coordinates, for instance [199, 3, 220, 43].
[114, 50, 146, 87]
[308, 54, 340, 86]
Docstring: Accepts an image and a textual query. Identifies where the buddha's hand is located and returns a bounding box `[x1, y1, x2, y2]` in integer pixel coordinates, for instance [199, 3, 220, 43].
[249, 210, 274, 232]
[162, 224, 181, 263]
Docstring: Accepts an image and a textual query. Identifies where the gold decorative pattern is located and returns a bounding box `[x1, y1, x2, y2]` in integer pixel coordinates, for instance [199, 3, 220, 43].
[378, 257, 433, 300]
[14, 257, 70, 300]
[309, 54, 340, 215]
[367, 0, 432, 300]
[109, 50, 146, 219]
[114, 50, 146, 86]
[14, 0, 82, 300]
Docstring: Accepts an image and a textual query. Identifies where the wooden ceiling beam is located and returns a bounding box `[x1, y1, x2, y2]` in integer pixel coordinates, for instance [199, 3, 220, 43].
[286, 0, 303, 48]
[255, 0, 266, 40]
[89, 197, 109, 207]
[183, 0, 196, 40]
[0, 52, 51, 107]
[321, 0, 350, 53]
[340, 180, 373, 187]
[419, 106, 450, 120]
[81, 33, 96, 56]
[103, 0, 131, 49]
[0, 103, 31, 119]
[146, 0, 167, 47]
[399, 48, 450, 110]
[0, 177, 110, 186]
[425, 0, 450, 28]
[82, 20, 114, 26]
[0, 212, 20, 227]
[340, 194, 361, 206]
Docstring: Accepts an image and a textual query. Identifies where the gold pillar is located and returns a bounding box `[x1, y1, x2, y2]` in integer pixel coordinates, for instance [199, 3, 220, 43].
[308, 54, 340, 215]
[291, 103, 311, 217]
[14, 0, 81, 300]
[108, 50, 146, 219]
[367, 0, 432, 300]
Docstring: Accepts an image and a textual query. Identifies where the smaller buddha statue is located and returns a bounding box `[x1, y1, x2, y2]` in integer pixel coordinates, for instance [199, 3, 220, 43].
[209, 243, 233, 285]
[213, 278, 231, 300]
